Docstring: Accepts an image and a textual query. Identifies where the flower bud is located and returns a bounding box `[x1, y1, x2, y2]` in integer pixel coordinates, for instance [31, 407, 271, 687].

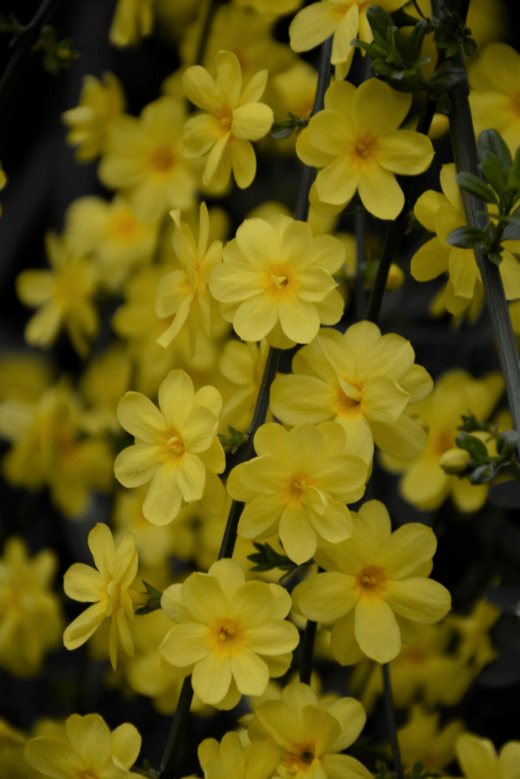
[386, 264, 405, 291]
[439, 447, 471, 474]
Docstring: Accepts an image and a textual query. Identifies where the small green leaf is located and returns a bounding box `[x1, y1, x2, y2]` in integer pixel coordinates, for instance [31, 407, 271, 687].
[478, 129, 513, 177]
[463, 37, 477, 56]
[455, 431, 489, 459]
[508, 147, 520, 188]
[366, 5, 395, 36]
[436, 93, 451, 113]
[479, 152, 507, 195]
[469, 462, 497, 484]
[486, 251, 503, 266]
[405, 19, 429, 63]
[446, 226, 488, 249]
[456, 171, 498, 204]
[271, 126, 294, 139]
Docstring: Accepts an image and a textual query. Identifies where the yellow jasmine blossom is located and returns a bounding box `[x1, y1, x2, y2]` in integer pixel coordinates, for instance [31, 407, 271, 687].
[234, 0, 303, 15]
[63, 523, 139, 670]
[155, 202, 223, 353]
[219, 338, 269, 431]
[410, 164, 520, 312]
[379, 370, 504, 513]
[182, 50, 274, 190]
[198, 731, 280, 779]
[227, 422, 368, 564]
[251, 682, 371, 779]
[293, 500, 451, 664]
[62, 72, 126, 161]
[24, 712, 141, 779]
[99, 97, 197, 223]
[16, 232, 99, 357]
[0, 538, 63, 677]
[397, 704, 465, 774]
[209, 214, 345, 347]
[455, 733, 520, 779]
[65, 195, 159, 292]
[270, 319, 433, 465]
[114, 369, 226, 525]
[468, 43, 520, 153]
[110, 0, 153, 47]
[290, 0, 407, 80]
[297, 79, 434, 219]
[159, 558, 300, 708]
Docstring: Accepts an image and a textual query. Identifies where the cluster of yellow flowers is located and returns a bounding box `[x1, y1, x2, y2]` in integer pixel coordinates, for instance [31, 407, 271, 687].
[1, 0, 519, 777]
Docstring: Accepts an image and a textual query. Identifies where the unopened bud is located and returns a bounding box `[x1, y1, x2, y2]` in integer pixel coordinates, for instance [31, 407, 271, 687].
[428, 112, 450, 140]
[386, 264, 405, 291]
[439, 447, 471, 474]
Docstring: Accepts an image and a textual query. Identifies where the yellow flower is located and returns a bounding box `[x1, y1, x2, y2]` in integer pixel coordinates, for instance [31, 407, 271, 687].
[24, 713, 141, 779]
[0, 538, 63, 677]
[109, 0, 154, 47]
[62, 72, 125, 161]
[63, 523, 139, 670]
[234, 0, 303, 15]
[411, 164, 520, 311]
[114, 369, 226, 525]
[306, 87, 432, 214]
[99, 97, 197, 222]
[290, 0, 407, 80]
[270, 319, 433, 465]
[251, 682, 371, 779]
[155, 202, 223, 353]
[209, 214, 345, 347]
[182, 50, 274, 190]
[16, 232, 99, 357]
[65, 195, 159, 292]
[297, 79, 434, 220]
[397, 704, 465, 774]
[219, 338, 269, 431]
[198, 731, 281, 779]
[227, 422, 368, 564]
[159, 558, 300, 708]
[380, 370, 505, 512]
[293, 500, 451, 664]
[455, 734, 520, 779]
[468, 42, 520, 153]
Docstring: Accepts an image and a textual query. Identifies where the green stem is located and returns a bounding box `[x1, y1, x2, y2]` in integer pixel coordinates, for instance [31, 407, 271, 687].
[193, 0, 216, 67]
[449, 79, 520, 439]
[158, 676, 194, 779]
[299, 619, 318, 685]
[0, 0, 63, 110]
[365, 94, 437, 325]
[382, 663, 404, 779]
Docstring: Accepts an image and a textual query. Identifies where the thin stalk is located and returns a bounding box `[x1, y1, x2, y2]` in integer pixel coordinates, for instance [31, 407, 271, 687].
[0, 0, 63, 111]
[449, 78, 520, 438]
[157, 33, 334, 779]
[299, 618, 318, 685]
[365, 94, 437, 325]
[382, 663, 404, 779]
[193, 0, 216, 67]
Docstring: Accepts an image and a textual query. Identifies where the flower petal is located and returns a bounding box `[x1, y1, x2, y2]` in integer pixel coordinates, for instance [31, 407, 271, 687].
[384, 577, 451, 623]
[117, 392, 165, 443]
[354, 599, 401, 663]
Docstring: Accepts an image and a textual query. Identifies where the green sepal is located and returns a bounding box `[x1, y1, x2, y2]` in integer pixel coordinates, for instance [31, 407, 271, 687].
[134, 580, 163, 615]
[486, 251, 503, 266]
[469, 462, 497, 484]
[247, 542, 294, 572]
[455, 431, 489, 459]
[463, 37, 477, 56]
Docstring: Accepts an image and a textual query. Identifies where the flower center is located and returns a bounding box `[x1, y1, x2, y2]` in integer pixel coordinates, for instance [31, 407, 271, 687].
[283, 472, 315, 507]
[333, 378, 363, 418]
[158, 428, 186, 468]
[433, 430, 454, 457]
[264, 263, 296, 300]
[402, 646, 427, 665]
[108, 211, 140, 242]
[76, 770, 99, 779]
[209, 616, 247, 658]
[214, 105, 233, 138]
[349, 132, 380, 168]
[511, 90, 520, 118]
[354, 563, 388, 601]
[148, 145, 177, 174]
[285, 741, 316, 775]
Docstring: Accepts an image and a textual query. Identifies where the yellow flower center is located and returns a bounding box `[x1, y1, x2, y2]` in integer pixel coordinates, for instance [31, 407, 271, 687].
[158, 428, 186, 468]
[283, 472, 315, 507]
[333, 379, 363, 418]
[285, 741, 316, 775]
[55, 265, 90, 312]
[354, 563, 388, 601]
[108, 211, 140, 242]
[148, 145, 177, 174]
[76, 770, 99, 779]
[511, 90, 520, 118]
[433, 430, 454, 456]
[402, 645, 427, 665]
[214, 105, 234, 138]
[105, 580, 122, 617]
[349, 132, 380, 168]
[263, 262, 297, 301]
[209, 616, 247, 658]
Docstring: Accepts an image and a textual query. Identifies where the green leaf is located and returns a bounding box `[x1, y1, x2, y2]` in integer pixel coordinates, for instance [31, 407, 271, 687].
[271, 126, 294, 139]
[463, 37, 477, 56]
[455, 431, 489, 459]
[366, 5, 395, 37]
[436, 93, 451, 113]
[469, 462, 497, 484]
[247, 542, 293, 572]
[405, 19, 429, 63]
[479, 152, 507, 195]
[486, 251, 503, 266]
[508, 147, 520, 188]
[456, 171, 498, 204]
[446, 226, 488, 249]
[478, 129, 513, 177]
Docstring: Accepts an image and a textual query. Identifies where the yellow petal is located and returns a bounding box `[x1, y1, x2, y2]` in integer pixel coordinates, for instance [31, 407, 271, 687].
[358, 164, 404, 220]
[63, 563, 103, 602]
[410, 237, 449, 281]
[289, 2, 339, 53]
[377, 130, 434, 175]
[231, 138, 256, 189]
[232, 104, 273, 141]
[354, 599, 401, 663]
[384, 577, 451, 623]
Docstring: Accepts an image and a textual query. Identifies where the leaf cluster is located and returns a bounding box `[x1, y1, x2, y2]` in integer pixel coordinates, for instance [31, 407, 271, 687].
[352, 5, 475, 109]
[134, 580, 163, 616]
[270, 113, 310, 140]
[454, 412, 520, 485]
[0, 12, 24, 45]
[32, 25, 78, 76]
[218, 425, 247, 452]
[447, 130, 520, 266]
[247, 541, 295, 572]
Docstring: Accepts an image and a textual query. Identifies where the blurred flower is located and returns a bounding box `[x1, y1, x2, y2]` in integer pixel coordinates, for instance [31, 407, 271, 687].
[397, 704, 465, 774]
[109, 0, 154, 47]
[455, 733, 520, 779]
[198, 731, 280, 779]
